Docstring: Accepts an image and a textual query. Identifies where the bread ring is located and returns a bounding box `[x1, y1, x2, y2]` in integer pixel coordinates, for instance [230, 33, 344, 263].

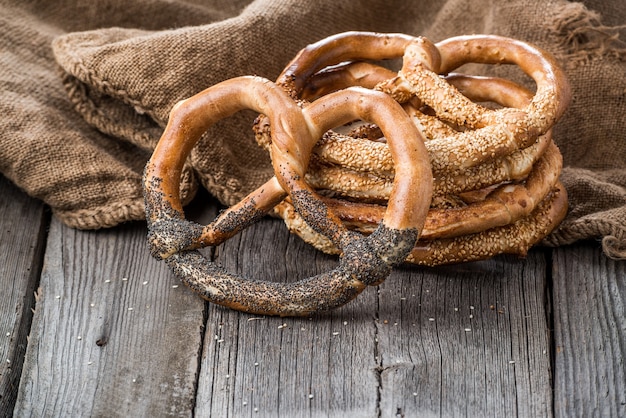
[298, 139, 562, 240]
[301, 73, 553, 200]
[274, 182, 568, 265]
[144, 76, 433, 316]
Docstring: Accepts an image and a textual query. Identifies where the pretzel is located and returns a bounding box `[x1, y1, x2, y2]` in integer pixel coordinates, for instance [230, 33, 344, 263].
[144, 75, 433, 316]
[274, 181, 568, 265]
[256, 32, 571, 174]
[302, 73, 553, 199]
[310, 140, 562, 239]
[251, 31, 569, 266]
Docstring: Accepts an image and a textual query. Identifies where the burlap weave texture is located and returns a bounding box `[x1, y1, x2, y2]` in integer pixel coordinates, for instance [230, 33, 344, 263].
[1, 0, 625, 258]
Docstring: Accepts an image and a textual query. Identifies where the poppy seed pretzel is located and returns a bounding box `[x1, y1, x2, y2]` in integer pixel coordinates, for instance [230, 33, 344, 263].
[144, 76, 433, 316]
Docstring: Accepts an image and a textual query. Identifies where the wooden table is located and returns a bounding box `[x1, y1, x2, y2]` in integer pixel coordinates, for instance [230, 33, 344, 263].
[2, 174, 624, 417]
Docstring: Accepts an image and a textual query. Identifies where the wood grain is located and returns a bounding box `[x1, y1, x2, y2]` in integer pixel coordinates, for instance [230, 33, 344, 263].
[0, 176, 47, 414]
[8, 179, 625, 417]
[376, 251, 552, 417]
[13, 217, 206, 417]
[552, 243, 626, 418]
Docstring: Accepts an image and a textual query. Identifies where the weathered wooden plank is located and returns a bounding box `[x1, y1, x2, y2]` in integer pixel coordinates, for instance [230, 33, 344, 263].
[552, 243, 626, 418]
[0, 176, 47, 415]
[376, 250, 552, 417]
[13, 216, 207, 417]
[194, 216, 380, 417]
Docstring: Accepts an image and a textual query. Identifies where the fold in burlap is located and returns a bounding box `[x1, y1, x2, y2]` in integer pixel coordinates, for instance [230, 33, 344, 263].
[1, 0, 625, 258]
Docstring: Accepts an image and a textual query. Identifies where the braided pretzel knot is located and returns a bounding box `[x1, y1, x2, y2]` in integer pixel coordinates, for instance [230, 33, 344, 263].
[144, 76, 433, 316]
[253, 32, 570, 264]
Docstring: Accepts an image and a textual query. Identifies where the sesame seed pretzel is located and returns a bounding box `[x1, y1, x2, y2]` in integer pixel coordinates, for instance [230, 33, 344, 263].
[143, 75, 433, 316]
[303, 72, 553, 199]
[256, 31, 570, 178]
[252, 31, 569, 264]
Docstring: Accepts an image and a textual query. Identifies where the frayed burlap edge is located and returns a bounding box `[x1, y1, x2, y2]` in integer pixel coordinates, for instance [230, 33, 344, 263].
[549, 2, 626, 64]
[540, 2, 626, 259]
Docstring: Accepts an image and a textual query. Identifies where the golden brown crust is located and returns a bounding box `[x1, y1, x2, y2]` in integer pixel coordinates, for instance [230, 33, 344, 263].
[144, 75, 433, 316]
[144, 31, 571, 316]
[273, 182, 568, 265]
[262, 31, 570, 269]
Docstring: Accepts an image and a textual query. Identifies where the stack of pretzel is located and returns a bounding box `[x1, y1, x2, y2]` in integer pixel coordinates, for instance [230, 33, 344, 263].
[255, 31, 571, 266]
[143, 32, 570, 316]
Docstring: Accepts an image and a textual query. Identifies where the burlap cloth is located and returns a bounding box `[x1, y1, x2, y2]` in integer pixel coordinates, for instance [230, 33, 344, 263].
[1, 0, 625, 259]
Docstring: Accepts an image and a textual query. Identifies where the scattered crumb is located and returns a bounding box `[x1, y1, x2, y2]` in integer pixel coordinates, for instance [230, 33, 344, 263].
[308, 394, 314, 399]
[428, 318, 435, 322]
[278, 323, 287, 329]
[470, 306, 475, 310]
[509, 361, 515, 364]
[77, 336, 82, 340]
[332, 332, 339, 336]
[464, 328, 472, 332]
[105, 280, 111, 283]
[122, 278, 128, 281]
[142, 281, 148, 285]
[55, 295, 61, 299]
[172, 285, 179, 289]
[128, 308, 134, 311]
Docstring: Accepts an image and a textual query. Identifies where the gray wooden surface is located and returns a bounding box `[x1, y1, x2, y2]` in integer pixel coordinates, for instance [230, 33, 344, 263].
[1, 175, 625, 417]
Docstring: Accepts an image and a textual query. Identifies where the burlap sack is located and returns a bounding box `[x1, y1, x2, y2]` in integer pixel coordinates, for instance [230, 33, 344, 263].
[1, 0, 625, 258]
